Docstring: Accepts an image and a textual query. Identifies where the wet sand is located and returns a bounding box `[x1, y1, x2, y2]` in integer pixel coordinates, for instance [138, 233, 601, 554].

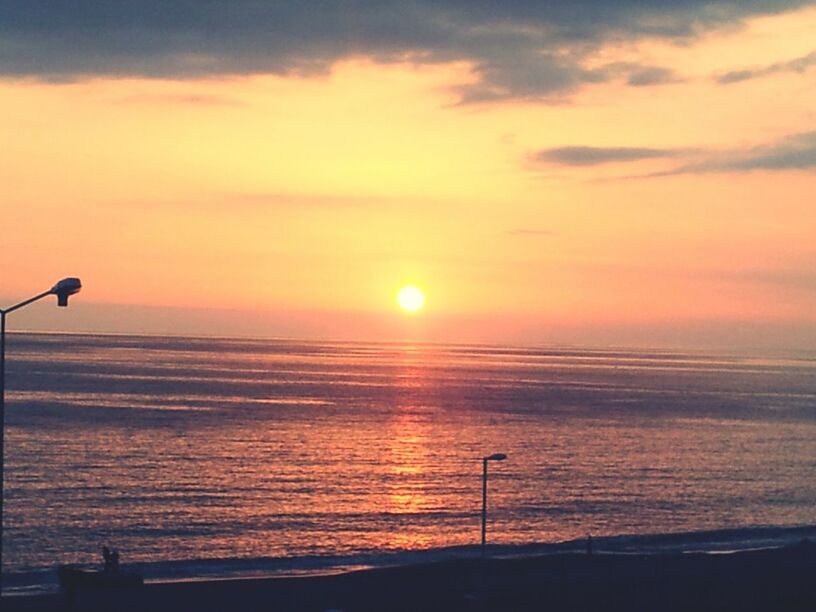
[4, 542, 814, 611]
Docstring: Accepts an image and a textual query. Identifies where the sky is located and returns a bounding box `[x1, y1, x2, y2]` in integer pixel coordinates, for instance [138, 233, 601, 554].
[1, 1, 815, 349]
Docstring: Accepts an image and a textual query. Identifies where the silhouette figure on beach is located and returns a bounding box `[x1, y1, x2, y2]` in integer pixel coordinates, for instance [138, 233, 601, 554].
[102, 546, 120, 573]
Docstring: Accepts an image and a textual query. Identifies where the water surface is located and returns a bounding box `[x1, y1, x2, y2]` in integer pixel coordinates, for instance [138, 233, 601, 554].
[4, 333, 815, 592]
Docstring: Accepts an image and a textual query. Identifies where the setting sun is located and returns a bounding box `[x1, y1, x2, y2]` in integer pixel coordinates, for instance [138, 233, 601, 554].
[397, 285, 425, 313]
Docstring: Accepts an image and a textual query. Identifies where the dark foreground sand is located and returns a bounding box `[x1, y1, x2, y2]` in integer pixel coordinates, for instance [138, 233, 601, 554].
[4, 542, 814, 612]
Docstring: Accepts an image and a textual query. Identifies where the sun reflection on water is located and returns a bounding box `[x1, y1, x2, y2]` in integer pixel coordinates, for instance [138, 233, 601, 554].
[384, 348, 434, 521]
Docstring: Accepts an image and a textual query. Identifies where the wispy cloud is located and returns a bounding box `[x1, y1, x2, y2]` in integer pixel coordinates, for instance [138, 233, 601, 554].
[678, 130, 816, 173]
[579, 62, 683, 88]
[530, 146, 679, 166]
[1, 1, 812, 102]
[717, 50, 816, 84]
[533, 131, 816, 177]
[626, 66, 681, 86]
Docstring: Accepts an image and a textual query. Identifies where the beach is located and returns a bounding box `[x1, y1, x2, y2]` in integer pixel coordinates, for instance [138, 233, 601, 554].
[4, 542, 814, 612]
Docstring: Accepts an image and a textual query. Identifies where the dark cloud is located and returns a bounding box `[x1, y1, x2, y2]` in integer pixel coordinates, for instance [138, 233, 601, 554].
[575, 61, 682, 89]
[531, 146, 678, 166]
[531, 131, 816, 177]
[717, 50, 816, 84]
[680, 131, 816, 172]
[626, 66, 680, 86]
[1, 1, 812, 101]
[600, 131, 816, 178]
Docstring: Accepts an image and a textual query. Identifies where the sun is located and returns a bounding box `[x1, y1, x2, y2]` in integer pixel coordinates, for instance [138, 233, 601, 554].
[396, 285, 425, 313]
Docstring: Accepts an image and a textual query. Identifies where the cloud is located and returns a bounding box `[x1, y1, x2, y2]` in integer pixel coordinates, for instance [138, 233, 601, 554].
[679, 130, 816, 173]
[575, 61, 682, 88]
[1, 1, 812, 101]
[626, 66, 681, 86]
[534, 131, 816, 177]
[717, 50, 816, 84]
[531, 146, 678, 166]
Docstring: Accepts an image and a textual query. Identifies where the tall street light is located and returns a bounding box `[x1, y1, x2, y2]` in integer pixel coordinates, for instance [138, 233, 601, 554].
[1, 278, 81, 587]
[481, 452, 507, 557]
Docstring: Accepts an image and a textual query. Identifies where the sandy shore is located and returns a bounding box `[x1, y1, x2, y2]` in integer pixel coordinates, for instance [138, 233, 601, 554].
[4, 542, 814, 611]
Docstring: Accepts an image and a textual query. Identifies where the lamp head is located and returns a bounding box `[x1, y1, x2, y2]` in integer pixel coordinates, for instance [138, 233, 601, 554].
[485, 453, 507, 461]
[51, 277, 82, 307]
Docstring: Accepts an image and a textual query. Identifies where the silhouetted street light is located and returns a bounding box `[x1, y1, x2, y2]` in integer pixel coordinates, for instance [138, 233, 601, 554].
[1, 278, 81, 587]
[481, 452, 507, 557]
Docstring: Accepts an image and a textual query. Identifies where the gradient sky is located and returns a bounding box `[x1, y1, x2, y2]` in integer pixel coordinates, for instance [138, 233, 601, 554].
[2, 1, 815, 348]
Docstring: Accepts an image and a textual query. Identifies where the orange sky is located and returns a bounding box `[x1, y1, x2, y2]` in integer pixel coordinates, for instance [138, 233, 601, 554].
[2, 4, 815, 349]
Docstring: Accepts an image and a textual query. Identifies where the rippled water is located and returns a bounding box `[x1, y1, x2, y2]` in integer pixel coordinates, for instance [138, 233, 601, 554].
[3, 333, 816, 591]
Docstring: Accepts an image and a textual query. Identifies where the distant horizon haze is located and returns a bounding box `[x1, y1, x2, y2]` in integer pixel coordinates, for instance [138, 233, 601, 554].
[2, 297, 815, 352]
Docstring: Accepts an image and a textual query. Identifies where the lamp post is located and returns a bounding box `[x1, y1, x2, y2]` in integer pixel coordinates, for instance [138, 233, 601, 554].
[1, 278, 81, 587]
[481, 452, 507, 557]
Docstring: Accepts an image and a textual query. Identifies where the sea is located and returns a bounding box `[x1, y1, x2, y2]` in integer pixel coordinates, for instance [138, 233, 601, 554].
[2, 333, 815, 595]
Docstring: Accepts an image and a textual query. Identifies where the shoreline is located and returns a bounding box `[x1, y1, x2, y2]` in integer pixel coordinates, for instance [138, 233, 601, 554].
[4, 524, 815, 598]
[4, 542, 814, 611]
[6, 523, 815, 597]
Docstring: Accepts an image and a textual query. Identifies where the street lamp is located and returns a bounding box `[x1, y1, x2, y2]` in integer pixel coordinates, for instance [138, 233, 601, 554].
[1, 278, 81, 587]
[481, 452, 507, 557]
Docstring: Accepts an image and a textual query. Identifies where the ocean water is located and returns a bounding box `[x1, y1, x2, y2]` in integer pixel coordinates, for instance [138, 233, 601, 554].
[2, 333, 816, 594]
